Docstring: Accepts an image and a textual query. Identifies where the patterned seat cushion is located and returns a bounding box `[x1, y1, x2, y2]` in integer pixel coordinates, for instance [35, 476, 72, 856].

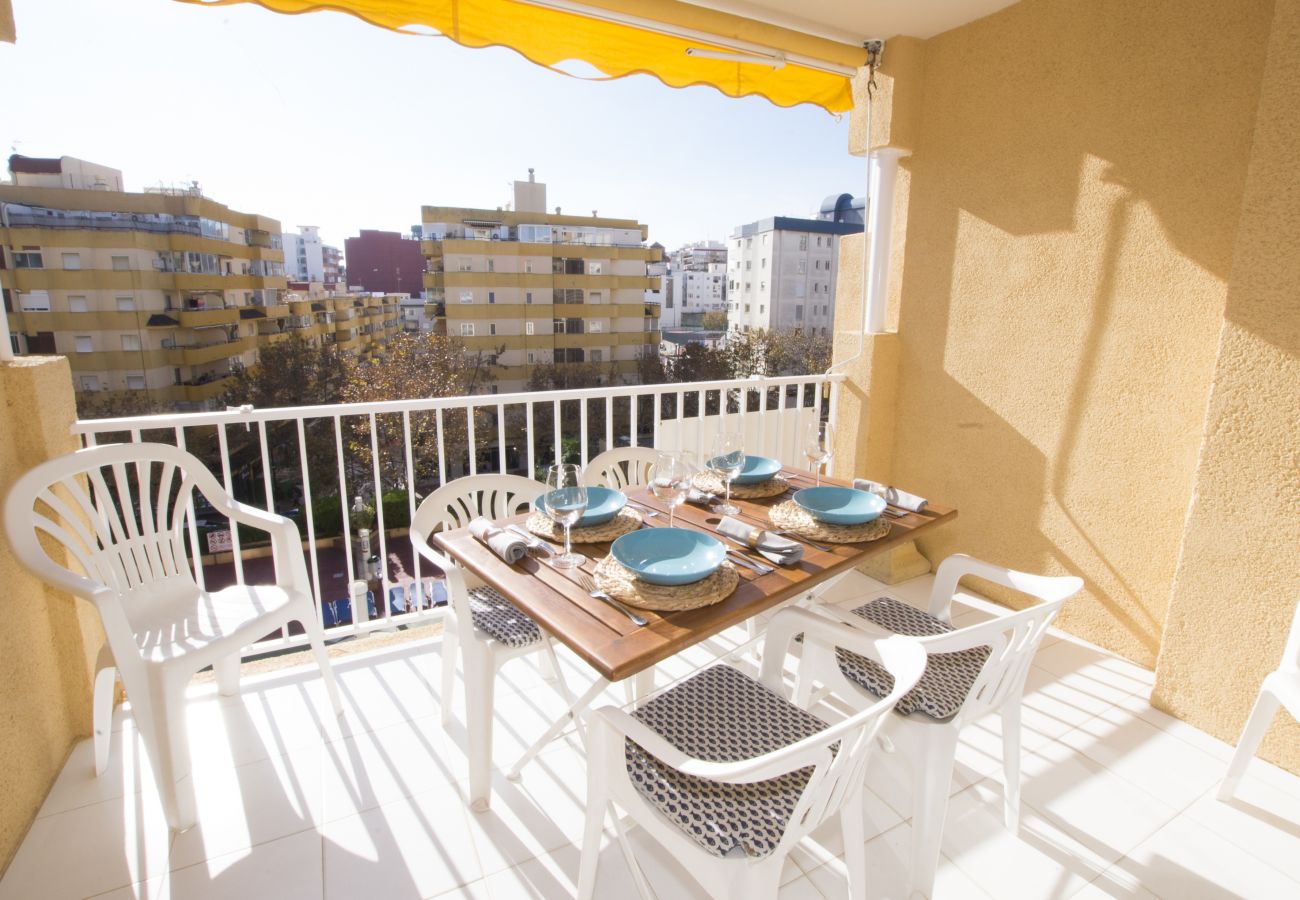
[624, 664, 828, 860]
[836, 596, 990, 721]
[468, 585, 542, 648]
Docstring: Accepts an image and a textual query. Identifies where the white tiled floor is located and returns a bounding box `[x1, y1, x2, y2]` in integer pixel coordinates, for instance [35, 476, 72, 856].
[4, 571, 1299, 900]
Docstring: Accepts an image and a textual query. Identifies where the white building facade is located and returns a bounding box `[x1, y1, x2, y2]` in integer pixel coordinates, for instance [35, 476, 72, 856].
[282, 225, 326, 283]
[726, 217, 863, 336]
[658, 241, 728, 329]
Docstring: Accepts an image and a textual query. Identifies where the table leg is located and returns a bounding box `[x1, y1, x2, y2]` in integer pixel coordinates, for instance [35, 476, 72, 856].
[507, 675, 609, 781]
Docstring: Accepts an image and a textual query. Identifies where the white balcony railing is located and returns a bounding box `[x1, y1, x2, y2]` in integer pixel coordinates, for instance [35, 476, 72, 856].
[72, 374, 843, 657]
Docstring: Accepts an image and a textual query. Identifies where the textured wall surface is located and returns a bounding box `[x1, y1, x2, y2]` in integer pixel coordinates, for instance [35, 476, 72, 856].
[1153, 0, 1300, 770]
[846, 0, 1275, 665]
[0, 357, 100, 873]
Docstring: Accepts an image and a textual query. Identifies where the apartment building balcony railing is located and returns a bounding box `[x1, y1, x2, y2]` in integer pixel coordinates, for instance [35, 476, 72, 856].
[161, 336, 254, 367]
[74, 373, 841, 657]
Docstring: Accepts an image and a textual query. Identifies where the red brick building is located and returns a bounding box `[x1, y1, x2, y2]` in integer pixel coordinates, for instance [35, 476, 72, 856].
[342, 229, 425, 296]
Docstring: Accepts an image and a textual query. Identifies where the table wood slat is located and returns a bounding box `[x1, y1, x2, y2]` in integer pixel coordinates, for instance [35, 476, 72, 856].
[433, 472, 956, 682]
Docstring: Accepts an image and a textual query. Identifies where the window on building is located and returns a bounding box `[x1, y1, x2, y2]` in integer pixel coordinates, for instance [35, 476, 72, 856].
[525, 321, 535, 335]
[553, 318, 564, 334]
[795, 305, 804, 321]
[116, 296, 135, 312]
[759, 305, 766, 314]
[112, 255, 130, 271]
[18, 291, 50, 312]
[799, 235, 808, 251]
[591, 349, 603, 363]
[590, 320, 603, 333]
[588, 291, 602, 304]
[488, 291, 495, 304]
[79, 375, 100, 391]
[62, 253, 81, 270]
[461, 323, 475, 336]
[489, 323, 497, 335]
[121, 333, 141, 351]
[126, 375, 145, 390]
[588, 261, 602, 275]
[745, 304, 751, 313]
[760, 281, 766, 291]
[487, 258, 494, 272]
[525, 260, 534, 273]
[75, 335, 93, 353]
[459, 291, 474, 303]
[761, 258, 766, 268]
[12, 250, 43, 268]
[69, 296, 88, 313]
[745, 260, 752, 270]
[565, 317, 584, 333]
[525, 291, 533, 304]
[459, 259, 473, 271]
[528, 352, 535, 364]
[553, 288, 584, 304]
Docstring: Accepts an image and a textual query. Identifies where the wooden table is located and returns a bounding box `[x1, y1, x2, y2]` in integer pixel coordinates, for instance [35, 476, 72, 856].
[434, 470, 955, 808]
[434, 472, 957, 682]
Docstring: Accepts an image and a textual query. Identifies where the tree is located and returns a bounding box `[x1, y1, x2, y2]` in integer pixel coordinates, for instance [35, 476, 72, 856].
[521, 360, 623, 472]
[341, 331, 498, 491]
[220, 334, 348, 410]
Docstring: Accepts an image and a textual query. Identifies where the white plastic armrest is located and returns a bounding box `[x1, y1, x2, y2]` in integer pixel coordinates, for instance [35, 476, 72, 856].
[220, 501, 310, 592]
[593, 706, 834, 785]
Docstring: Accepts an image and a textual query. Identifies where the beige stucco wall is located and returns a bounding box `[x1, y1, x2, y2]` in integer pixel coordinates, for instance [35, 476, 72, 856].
[1152, 0, 1300, 770]
[836, 0, 1278, 667]
[0, 357, 102, 873]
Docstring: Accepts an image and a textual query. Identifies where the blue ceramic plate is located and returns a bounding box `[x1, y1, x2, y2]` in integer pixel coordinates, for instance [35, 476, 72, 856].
[730, 454, 782, 485]
[610, 528, 727, 586]
[533, 486, 627, 527]
[793, 486, 886, 525]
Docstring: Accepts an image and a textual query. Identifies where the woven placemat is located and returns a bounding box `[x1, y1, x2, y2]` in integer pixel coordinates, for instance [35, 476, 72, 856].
[767, 500, 892, 544]
[526, 506, 642, 544]
[692, 471, 790, 499]
[593, 554, 740, 612]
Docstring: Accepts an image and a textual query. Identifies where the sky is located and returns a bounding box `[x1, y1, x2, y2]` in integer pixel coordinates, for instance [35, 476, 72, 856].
[0, 0, 865, 252]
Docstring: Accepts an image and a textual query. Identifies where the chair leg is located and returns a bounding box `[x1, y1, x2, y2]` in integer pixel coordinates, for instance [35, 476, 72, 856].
[1001, 700, 1023, 833]
[440, 617, 460, 727]
[92, 645, 117, 777]
[1219, 686, 1281, 801]
[300, 611, 344, 717]
[141, 671, 197, 831]
[577, 729, 610, 900]
[463, 643, 496, 812]
[537, 643, 559, 682]
[214, 653, 241, 698]
[910, 728, 959, 900]
[842, 788, 868, 900]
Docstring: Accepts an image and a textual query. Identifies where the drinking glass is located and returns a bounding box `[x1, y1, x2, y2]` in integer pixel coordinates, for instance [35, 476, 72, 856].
[805, 420, 835, 486]
[543, 463, 587, 569]
[649, 452, 691, 528]
[708, 432, 745, 516]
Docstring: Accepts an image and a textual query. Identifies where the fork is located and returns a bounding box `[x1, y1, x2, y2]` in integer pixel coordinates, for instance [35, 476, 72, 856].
[576, 572, 649, 626]
[625, 499, 660, 518]
[772, 529, 834, 552]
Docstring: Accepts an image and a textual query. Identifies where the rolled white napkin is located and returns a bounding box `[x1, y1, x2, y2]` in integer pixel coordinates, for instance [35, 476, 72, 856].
[716, 516, 804, 566]
[853, 479, 928, 513]
[468, 516, 528, 564]
[686, 488, 717, 506]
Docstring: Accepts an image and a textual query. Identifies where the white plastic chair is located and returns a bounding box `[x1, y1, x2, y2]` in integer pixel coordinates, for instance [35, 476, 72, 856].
[578, 606, 925, 900]
[3, 442, 342, 831]
[581, 446, 659, 490]
[411, 473, 568, 811]
[1219, 597, 1300, 801]
[794, 554, 1082, 898]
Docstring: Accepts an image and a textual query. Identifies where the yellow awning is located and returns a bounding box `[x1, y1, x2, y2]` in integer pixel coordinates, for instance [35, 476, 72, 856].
[175, 0, 865, 113]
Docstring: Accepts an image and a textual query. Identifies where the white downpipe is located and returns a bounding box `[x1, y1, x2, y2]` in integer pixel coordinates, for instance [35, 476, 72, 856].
[866, 147, 909, 334]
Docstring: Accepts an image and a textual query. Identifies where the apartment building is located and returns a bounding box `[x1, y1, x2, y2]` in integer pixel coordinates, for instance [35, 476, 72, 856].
[282, 225, 343, 289]
[726, 215, 863, 335]
[658, 240, 727, 329]
[421, 171, 660, 392]
[344, 228, 425, 296]
[0, 155, 399, 411]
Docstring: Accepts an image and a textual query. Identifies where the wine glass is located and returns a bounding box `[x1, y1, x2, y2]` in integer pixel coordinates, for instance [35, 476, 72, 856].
[543, 463, 587, 569]
[649, 452, 691, 528]
[708, 432, 745, 516]
[805, 420, 835, 486]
